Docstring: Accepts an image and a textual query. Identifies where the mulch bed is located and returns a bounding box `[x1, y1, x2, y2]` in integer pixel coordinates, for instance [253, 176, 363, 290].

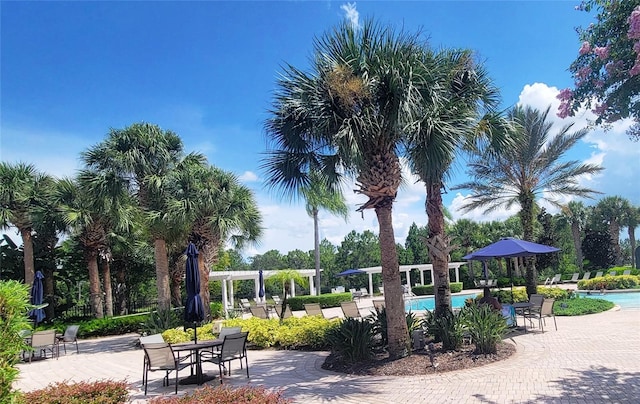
[321, 341, 516, 375]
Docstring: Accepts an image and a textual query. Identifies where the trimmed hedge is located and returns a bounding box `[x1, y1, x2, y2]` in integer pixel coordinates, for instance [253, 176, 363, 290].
[74, 313, 148, 338]
[536, 286, 572, 300]
[149, 385, 290, 403]
[23, 380, 129, 404]
[578, 275, 640, 290]
[286, 293, 352, 311]
[412, 282, 463, 296]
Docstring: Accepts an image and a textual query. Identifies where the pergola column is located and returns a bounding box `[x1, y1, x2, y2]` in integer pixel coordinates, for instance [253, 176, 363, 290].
[368, 273, 373, 295]
[308, 275, 315, 296]
[419, 270, 425, 286]
[221, 278, 229, 316]
[289, 279, 296, 297]
[254, 279, 260, 302]
[228, 279, 235, 309]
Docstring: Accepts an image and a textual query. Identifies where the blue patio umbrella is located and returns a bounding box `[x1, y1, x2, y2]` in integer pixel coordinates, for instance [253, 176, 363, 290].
[28, 271, 46, 326]
[336, 269, 366, 277]
[184, 243, 205, 343]
[463, 237, 560, 260]
[258, 270, 265, 302]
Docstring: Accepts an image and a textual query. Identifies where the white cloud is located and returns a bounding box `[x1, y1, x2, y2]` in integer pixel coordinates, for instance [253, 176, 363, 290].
[449, 192, 519, 223]
[340, 2, 360, 29]
[239, 171, 259, 182]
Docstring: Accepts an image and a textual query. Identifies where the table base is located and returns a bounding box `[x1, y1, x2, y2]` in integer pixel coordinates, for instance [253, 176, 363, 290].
[179, 374, 217, 385]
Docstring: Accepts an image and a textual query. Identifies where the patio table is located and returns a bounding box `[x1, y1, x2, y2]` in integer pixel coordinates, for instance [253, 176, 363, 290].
[512, 302, 533, 332]
[171, 338, 222, 385]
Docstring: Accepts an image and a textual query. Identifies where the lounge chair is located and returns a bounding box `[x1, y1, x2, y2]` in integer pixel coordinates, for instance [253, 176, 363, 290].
[581, 272, 591, 281]
[239, 298, 251, 312]
[275, 303, 293, 319]
[142, 342, 190, 395]
[340, 301, 363, 319]
[28, 329, 58, 362]
[200, 332, 249, 384]
[372, 299, 385, 310]
[563, 273, 580, 283]
[249, 305, 269, 319]
[609, 270, 617, 276]
[543, 277, 551, 286]
[549, 274, 562, 286]
[594, 271, 604, 278]
[378, 286, 384, 295]
[272, 295, 282, 305]
[56, 324, 80, 354]
[359, 287, 369, 297]
[623, 270, 631, 276]
[304, 303, 324, 317]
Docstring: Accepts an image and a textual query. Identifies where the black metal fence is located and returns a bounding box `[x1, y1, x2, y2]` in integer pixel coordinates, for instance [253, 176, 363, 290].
[59, 299, 158, 319]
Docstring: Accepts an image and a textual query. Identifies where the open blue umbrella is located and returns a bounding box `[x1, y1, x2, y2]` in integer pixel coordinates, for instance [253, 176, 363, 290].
[28, 271, 46, 327]
[184, 243, 205, 343]
[463, 237, 560, 260]
[336, 269, 366, 277]
[258, 269, 265, 302]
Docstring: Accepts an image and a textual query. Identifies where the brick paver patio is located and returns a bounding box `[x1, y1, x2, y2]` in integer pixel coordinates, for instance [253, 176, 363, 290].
[15, 305, 640, 403]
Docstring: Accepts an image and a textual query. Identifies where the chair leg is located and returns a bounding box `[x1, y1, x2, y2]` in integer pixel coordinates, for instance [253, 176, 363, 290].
[553, 316, 557, 330]
[218, 361, 224, 384]
[245, 356, 249, 378]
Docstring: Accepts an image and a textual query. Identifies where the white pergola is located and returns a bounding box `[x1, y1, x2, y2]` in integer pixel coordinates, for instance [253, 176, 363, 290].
[208, 269, 319, 314]
[356, 262, 467, 296]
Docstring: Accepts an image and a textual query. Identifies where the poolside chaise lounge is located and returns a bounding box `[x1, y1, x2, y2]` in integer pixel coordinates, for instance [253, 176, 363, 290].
[595, 271, 604, 278]
[340, 301, 363, 319]
[549, 274, 562, 286]
[563, 273, 580, 283]
[249, 305, 270, 319]
[623, 270, 631, 276]
[581, 272, 591, 281]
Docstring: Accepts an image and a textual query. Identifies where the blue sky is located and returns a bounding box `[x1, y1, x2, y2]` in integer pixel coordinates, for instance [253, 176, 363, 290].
[2, 1, 638, 257]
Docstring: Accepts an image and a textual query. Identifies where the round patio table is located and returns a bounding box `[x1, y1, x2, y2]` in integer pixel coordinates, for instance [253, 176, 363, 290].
[171, 338, 222, 385]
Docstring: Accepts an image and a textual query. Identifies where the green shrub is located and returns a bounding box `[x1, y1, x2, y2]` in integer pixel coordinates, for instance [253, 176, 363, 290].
[222, 316, 338, 349]
[369, 307, 424, 349]
[0, 280, 31, 404]
[424, 309, 466, 351]
[286, 293, 352, 311]
[161, 328, 192, 343]
[326, 318, 374, 363]
[149, 385, 291, 403]
[142, 308, 182, 335]
[492, 288, 528, 304]
[553, 296, 614, 315]
[412, 282, 463, 296]
[24, 380, 129, 404]
[536, 287, 571, 300]
[606, 266, 637, 276]
[578, 275, 640, 290]
[210, 302, 224, 319]
[496, 277, 526, 288]
[462, 305, 507, 354]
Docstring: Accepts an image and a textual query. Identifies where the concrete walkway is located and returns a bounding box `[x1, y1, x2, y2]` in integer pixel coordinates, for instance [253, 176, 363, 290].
[15, 306, 640, 403]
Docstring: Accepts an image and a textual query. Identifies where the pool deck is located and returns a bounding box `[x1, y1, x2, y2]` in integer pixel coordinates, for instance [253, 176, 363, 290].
[14, 289, 640, 403]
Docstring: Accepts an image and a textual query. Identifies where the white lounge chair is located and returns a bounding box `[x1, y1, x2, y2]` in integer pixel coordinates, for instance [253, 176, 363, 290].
[594, 271, 604, 278]
[549, 274, 562, 286]
[581, 272, 591, 281]
[563, 273, 580, 283]
[623, 270, 631, 276]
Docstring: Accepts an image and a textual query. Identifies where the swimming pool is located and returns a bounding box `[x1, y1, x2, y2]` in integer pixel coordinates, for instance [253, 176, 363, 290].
[577, 290, 640, 309]
[405, 293, 478, 311]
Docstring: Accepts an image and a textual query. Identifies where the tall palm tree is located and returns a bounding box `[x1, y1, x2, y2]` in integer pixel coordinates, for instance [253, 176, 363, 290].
[406, 48, 508, 316]
[622, 204, 640, 269]
[170, 159, 262, 319]
[0, 162, 54, 286]
[301, 172, 348, 296]
[591, 196, 631, 266]
[454, 105, 603, 296]
[266, 269, 308, 322]
[559, 201, 589, 271]
[82, 122, 183, 311]
[262, 19, 428, 359]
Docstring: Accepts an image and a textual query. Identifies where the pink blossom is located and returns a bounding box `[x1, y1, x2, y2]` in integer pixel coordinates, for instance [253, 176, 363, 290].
[634, 41, 640, 54]
[592, 103, 607, 116]
[630, 61, 640, 76]
[575, 66, 592, 81]
[556, 88, 573, 101]
[628, 6, 640, 40]
[557, 101, 572, 119]
[579, 41, 591, 55]
[593, 46, 609, 60]
[593, 79, 604, 89]
[605, 60, 624, 76]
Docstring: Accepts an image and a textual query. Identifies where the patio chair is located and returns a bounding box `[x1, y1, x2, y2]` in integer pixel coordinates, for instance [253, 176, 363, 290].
[239, 298, 251, 312]
[304, 303, 324, 317]
[623, 270, 631, 276]
[272, 295, 282, 305]
[275, 303, 293, 319]
[525, 298, 557, 332]
[249, 305, 269, 319]
[372, 299, 385, 310]
[28, 329, 58, 362]
[200, 332, 249, 384]
[543, 277, 551, 286]
[563, 273, 580, 283]
[57, 324, 80, 354]
[142, 342, 190, 395]
[359, 287, 369, 297]
[581, 272, 591, 281]
[549, 274, 562, 286]
[595, 271, 604, 278]
[609, 270, 617, 276]
[340, 301, 362, 319]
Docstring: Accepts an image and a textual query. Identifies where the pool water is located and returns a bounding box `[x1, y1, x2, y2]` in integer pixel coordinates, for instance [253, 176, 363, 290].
[577, 291, 640, 309]
[405, 293, 478, 311]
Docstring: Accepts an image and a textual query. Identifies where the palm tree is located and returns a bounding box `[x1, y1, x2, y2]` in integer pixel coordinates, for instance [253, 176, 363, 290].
[82, 122, 184, 311]
[0, 162, 54, 286]
[622, 204, 640, 269]
[262, 19, 427, 358]
[454, 105, 603, 296]
[558, 201, 589, 271]
[170, 159, 263, 319]
[301, 172, 348, 296]
[591, 196, 631, 266]
[266, 269, 308, 322]
[406, 48, 508, 316]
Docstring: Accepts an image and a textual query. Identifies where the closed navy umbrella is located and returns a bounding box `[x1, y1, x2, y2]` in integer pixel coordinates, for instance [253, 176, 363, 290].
[336, 269, 366, 277]
[258, 270, 265, 302]
[184, 243, 205, 343]
[28, 271, 46, 327]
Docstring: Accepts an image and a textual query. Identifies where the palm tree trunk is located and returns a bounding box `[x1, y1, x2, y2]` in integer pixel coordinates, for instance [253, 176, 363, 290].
[426, 181, 451, 317]
[520, 194, 537, 297]
[101, 259, 113, 317]
[197, 252, 212, 321]
[21, 227, 35, 286]
[43, 266, 55, 320]
[609, 222, 622, 265]
[170, 259, 183, 307]
[313, 208, 321, 296]
[86, 250, 103, 318]
[375, 205, 408, 359]
[115, 267, 128, 315]
[154, 238, 171, 311]
[571, 222, 584, 271]
[629, 227, 637, 269]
